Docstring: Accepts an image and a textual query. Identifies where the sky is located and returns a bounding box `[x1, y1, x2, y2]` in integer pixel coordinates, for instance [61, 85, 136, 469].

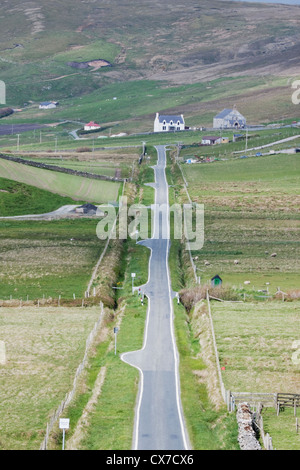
[232, 0, 300, 4]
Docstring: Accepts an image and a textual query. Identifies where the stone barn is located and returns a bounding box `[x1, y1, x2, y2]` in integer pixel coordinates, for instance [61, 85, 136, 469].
[213, 107, 246, 129]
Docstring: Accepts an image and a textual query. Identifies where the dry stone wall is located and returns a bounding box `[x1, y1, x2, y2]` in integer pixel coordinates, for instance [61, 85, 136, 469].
[237, 402, 262, 450]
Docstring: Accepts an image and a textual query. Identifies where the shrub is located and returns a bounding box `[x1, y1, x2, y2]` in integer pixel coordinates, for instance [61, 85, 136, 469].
[76, 147, 92, 153]
[180, 284, 240, 311]
[285, 289, 300, 300]
[0, 107, 13, 118]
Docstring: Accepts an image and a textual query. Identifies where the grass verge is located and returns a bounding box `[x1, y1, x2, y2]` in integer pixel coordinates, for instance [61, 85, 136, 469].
[167, 151, 239, 449]
[48, 161, 153, 449]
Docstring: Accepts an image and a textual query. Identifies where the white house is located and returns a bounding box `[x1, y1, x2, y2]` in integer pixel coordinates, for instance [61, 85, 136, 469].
[213, 107, 246, 129]
[84, 121, 101, 131]
[39, 101, 58, 109]
[154, 113, 185, 132]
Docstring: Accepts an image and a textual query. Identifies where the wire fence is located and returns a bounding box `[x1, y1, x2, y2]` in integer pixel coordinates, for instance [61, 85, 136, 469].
[39, 302, 104, 450]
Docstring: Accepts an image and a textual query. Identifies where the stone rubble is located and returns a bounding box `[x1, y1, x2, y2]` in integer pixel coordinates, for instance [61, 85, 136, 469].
[237, 402, 262, 450]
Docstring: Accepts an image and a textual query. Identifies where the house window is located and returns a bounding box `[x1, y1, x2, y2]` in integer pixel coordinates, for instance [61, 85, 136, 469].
[162, 125, 166, 130]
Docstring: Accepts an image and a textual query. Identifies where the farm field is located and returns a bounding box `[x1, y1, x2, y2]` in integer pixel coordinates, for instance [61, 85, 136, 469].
[0, 158, 120, 204]
[0, 306, 102, 450]
[178, 152, 300, 293]
[0, 177, 82, 217]
[0, 219, 106, 300]
[14, 147, 140, 180]
[261, 407, 300, 451]
[211, 301, 300, 394]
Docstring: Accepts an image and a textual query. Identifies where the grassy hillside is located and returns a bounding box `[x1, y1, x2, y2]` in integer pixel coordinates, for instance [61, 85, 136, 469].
[0, 177, 82, 216]
[0, 0, 299, 131]
[0, 158, 120, 203]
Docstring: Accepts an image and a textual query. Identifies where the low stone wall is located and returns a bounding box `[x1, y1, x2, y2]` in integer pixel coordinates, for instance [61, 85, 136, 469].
[237, 402, 262, 450]
[0, 153, 125, 183]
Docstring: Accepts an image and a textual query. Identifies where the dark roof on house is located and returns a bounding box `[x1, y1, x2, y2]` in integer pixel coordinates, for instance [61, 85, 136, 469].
[79, 203, 98, 211]
[214, 108, 245, 119]
[40, 101, 58, 106]
[211, 274, 222, 280]
[202, 136, 220, 141]
[214, 109, 234, 119]
[158, 114, 184, 124]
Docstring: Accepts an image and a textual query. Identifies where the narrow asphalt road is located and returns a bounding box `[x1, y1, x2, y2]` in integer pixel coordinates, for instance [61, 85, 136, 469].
[121, 145, 190, 450]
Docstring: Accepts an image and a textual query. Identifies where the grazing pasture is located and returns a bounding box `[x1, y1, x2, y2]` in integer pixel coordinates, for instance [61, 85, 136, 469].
[0, 158, 120, 203]
[0, 306, 102, 450]
[0, 219, 106, 300]
[211, 301, 300, 394]
[179, 153, 300, 292]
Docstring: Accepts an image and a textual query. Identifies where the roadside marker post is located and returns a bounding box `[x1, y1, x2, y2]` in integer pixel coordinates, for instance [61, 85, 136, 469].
[59, 418, 69, 450]
[131, 272, 136, 293]
[114, 327, 119, 355]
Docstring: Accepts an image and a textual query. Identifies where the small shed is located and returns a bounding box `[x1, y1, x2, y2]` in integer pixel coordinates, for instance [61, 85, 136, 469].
[39, 101, 59, 109]
[201, 136, 222, 145]
[211, 274, 222, 287]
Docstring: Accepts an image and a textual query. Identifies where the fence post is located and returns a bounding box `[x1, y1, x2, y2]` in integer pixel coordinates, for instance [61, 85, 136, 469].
[39, 305, 104, 450]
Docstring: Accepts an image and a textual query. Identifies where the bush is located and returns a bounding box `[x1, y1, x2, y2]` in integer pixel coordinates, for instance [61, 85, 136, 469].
[284, 289, 300, 301]
[0, 107, 13, 118]
[179, 284, 240, 311]
[76, 147, 92, 153]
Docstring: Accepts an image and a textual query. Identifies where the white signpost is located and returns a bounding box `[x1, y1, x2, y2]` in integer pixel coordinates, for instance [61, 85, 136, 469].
[131, 272, 136, 293]
[59, 418, 70, 450]
[114, 327, 119, 355]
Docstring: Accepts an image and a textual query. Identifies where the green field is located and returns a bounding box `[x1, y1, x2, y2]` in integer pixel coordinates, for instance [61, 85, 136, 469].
[211, 301, 300, 394]
[0, 158, 120, 203]
[0, 218, 106, 300]
[0, 306, 102, 450]
[261, 407, 300, 451]
[178, 152, 300, 293]
[13, 147, 140, 180]
[0, 177, 83, 217]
